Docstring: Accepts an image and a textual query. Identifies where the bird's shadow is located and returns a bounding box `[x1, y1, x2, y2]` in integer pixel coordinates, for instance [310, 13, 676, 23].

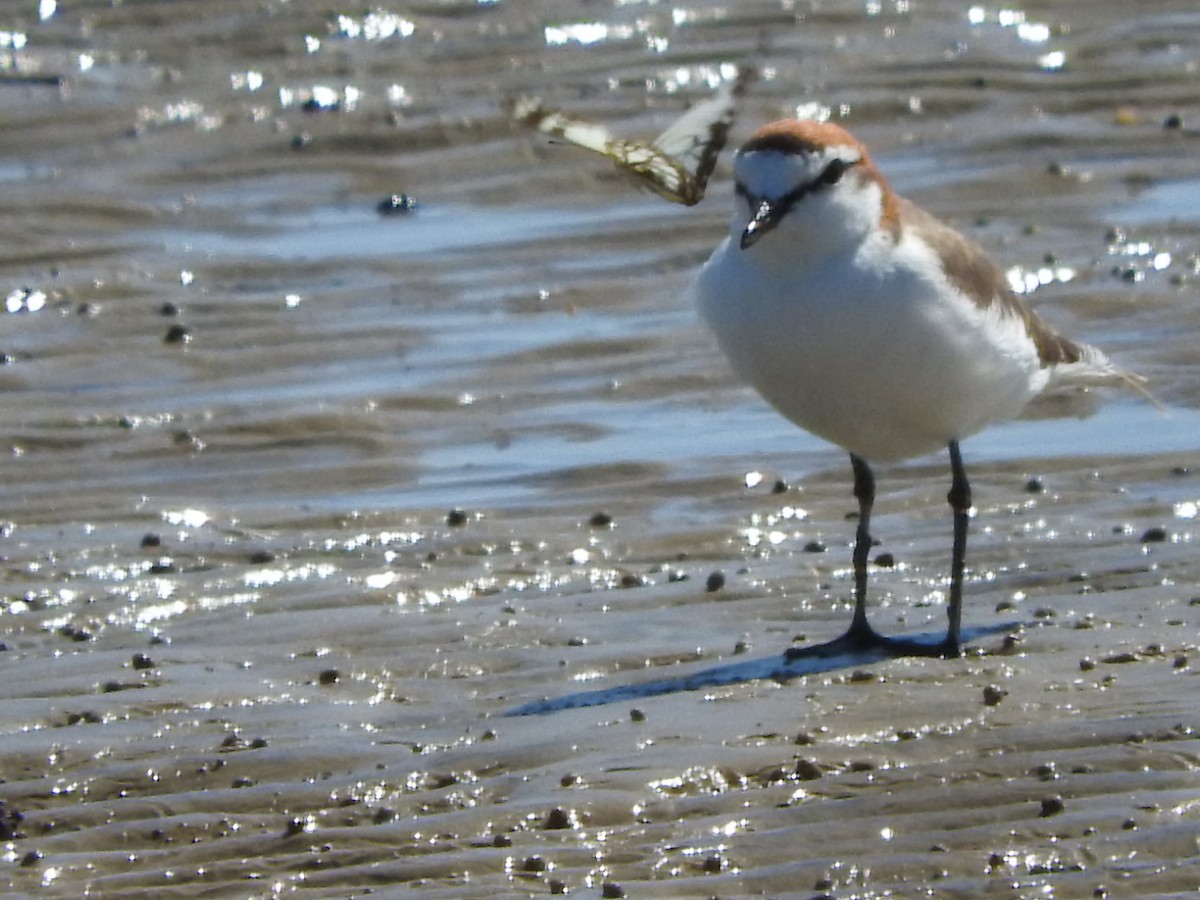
[504, 622, 1020, 717]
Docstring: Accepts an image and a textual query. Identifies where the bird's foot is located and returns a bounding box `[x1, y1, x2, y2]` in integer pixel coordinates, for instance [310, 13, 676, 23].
[783, 622, 960, 661]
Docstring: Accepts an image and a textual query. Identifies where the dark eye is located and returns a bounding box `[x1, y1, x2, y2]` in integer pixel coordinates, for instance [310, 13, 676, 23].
[820, 159, 847, 186]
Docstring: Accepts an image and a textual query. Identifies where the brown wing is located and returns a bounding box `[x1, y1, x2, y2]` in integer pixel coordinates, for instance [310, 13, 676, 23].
[897, 197, 1083, 368]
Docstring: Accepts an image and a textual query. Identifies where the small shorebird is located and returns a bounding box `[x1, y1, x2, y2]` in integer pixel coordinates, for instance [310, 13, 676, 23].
[512, 81, 1147, 658]
[695, 119, 1148, 657]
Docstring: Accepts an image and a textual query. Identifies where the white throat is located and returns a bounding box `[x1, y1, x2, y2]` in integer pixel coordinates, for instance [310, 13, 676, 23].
[731, 148, 886, 263]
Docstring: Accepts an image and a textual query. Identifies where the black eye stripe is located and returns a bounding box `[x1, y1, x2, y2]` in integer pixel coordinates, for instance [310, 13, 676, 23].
[820, 158, 848, 185]
[735, 158, 858, 214]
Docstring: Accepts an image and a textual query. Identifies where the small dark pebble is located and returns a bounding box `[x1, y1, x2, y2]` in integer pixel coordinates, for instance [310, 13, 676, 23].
[982, 684, 1007, 706]
[159, 301, 179, 317]
[543, 807, 574, 830]
[521, 855, 547, 873]
[66, 710, 102, 725]
[148, 560, 175, 574]
[317, 668, 340, 685]
[291, 132, 312, 149]
[987, 851, 1006, 869]
[60, 624, 91, 642]
[301, 96, 337, 113]
[619, 572, 644, 588]
[601, 882, 625, 899]
[1094, 887, 1109, 899]
[140, 533, 162, 548]
[1080, 657, 1096, 671]
[702, 853, 725, 873]
[247, 550, 275, 564]
[560, 773, 581, 787]
[377, 193, 418, 215]
[248, 737, 268, 749]
[446, 508, 468, 527]
[1121, 818, 1138, 830]
[1140, 526, 1168, 543]
[1000, 632, 1023, 653]
[874, 551, 896, 568]
[588, 511, 613, 528]
[1164, 113, 1183, 129]
[1033, 762, 1058, 781]
[19, 850, 42, 867]
[803, 539, 826, 553]
[667, 569, 688, 583]
[373, 807, 397, 825]
[173, 429, 201, 449]
[231, 777, 254, 789]
[491, 833, 512, 847]
[1103, 651, 1140, 664]
[794, 758, 824, 780]
[282, 817, 307, 837]
[131, 653, 155, 670]
[794, 731, 817, 746]
[1173, 654, 1189, 670]
[549, 879, 567, 895]
[1025, 477, 1045, 493]
[772, 478, 789, 494]
[630, 708, 646, 723]
[163, 324, 191, 344]
[1039, 796, 1066, 817]
[705, 571, 725, 592]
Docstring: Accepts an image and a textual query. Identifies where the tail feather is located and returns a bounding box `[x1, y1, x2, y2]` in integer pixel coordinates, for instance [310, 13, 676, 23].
[1050, 342, 1161, 410]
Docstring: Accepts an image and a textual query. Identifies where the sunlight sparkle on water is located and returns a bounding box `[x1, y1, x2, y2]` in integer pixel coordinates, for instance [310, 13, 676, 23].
[1039, 50, 1066, 70]
[544, 22, 634, 46]
[335, 12, 415, 41]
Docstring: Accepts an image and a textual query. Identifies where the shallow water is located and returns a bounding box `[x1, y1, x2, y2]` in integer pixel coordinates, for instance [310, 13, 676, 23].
[3, 1, 1200, 897]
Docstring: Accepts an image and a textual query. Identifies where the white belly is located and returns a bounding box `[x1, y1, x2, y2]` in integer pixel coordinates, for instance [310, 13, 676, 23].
[695, 235, 1046, 463]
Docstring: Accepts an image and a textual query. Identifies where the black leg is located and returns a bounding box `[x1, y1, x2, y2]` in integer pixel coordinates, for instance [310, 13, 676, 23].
[782, 447, 966, 662]
[943, 440, 971, 656]
[785, 454, 889, 659]
[847, 453, 875, 638]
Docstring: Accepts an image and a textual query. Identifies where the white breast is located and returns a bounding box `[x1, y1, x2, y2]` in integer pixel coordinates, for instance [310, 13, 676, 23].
[694, 230, 1046, 463]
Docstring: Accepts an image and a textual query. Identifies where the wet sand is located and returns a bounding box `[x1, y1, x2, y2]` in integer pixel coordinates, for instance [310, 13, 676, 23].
[2, 1, 1200, 897]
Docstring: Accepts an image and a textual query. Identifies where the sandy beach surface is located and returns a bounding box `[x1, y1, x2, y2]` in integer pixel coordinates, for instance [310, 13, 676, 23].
[2, 1, 1200, 896]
